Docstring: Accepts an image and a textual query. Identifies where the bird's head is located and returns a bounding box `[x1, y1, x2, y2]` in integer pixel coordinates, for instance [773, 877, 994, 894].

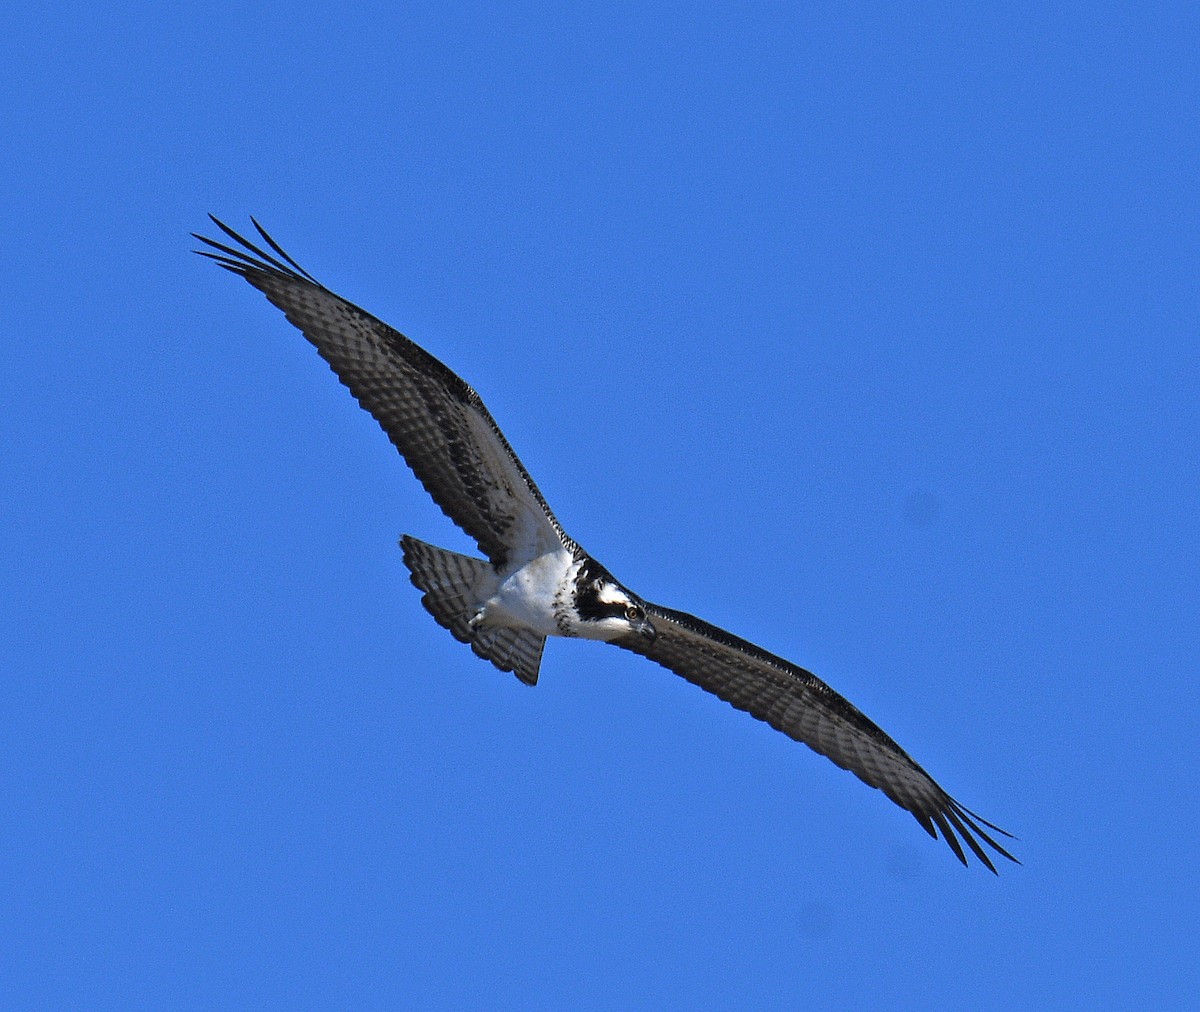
[572, 558, 657, 644]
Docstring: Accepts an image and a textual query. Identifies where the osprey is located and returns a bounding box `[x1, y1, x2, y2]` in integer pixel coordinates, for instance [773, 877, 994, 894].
[196, 217, 1017, 873]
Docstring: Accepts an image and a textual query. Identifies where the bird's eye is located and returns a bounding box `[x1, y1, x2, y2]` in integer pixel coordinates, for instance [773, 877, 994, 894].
[625, 604, 643, 622]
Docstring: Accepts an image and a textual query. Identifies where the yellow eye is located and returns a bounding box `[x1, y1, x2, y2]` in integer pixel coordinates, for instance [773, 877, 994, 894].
[625, 604, 642, 622]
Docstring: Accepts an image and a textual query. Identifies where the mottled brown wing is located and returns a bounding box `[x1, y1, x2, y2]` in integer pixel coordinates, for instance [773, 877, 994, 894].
[620, 602, 1017, 872]
[195, 218, 568, 567]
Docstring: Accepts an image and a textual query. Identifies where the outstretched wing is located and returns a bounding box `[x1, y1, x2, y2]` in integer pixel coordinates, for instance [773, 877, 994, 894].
[195, 217, 568, 567]
[620, 602, 1017, 872]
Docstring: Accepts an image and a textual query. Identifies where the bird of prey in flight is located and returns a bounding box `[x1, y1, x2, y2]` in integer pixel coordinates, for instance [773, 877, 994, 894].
[195, 217, 1017, 872]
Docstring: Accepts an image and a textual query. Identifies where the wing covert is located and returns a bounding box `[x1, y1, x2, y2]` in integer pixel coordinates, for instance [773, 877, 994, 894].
[195, 218, 567, 567]
[620, 602, 1017, 872]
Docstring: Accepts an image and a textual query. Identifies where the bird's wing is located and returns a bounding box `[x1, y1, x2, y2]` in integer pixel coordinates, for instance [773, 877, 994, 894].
[195, 218, 568, 567]
[619, 602, 1017, 872]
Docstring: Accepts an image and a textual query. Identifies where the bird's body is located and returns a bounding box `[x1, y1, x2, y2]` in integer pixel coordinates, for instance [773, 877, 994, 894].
[196, 217, 1017, 872]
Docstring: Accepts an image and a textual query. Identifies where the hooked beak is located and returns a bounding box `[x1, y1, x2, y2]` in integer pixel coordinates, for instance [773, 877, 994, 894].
[636, 618, 657, 644]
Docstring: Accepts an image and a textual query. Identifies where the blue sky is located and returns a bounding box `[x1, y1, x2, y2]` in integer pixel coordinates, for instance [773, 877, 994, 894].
[2, 4, 1197, 1007]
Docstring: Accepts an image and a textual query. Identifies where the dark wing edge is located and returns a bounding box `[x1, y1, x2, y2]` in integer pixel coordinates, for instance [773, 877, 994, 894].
[193, 216, 569, 566]
[621, 602, 1018, 872]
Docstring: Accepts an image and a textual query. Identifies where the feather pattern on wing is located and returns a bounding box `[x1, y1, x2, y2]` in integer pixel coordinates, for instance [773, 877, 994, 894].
[619, 602, 1018, 872]
[194, 217, 568, 567]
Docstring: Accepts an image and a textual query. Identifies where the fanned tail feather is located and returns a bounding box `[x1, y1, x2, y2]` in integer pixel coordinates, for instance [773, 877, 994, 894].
[400, 535, 545, 685]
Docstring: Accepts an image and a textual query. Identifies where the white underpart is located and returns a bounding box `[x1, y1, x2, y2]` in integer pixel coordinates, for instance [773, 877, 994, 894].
[475, 547, 578, 638]
[474, 549, 636, 642]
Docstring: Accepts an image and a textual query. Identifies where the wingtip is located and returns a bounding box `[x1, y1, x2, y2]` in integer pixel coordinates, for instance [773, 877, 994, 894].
[193, 215, 319, 287]
[915, 799, 1018, 872]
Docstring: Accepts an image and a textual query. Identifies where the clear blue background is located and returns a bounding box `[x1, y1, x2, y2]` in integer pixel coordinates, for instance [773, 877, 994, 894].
[3, 4, 1197, 1007]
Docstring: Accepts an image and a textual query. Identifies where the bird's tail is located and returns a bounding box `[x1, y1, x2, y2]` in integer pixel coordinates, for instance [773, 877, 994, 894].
[399, 535, 546, 686]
